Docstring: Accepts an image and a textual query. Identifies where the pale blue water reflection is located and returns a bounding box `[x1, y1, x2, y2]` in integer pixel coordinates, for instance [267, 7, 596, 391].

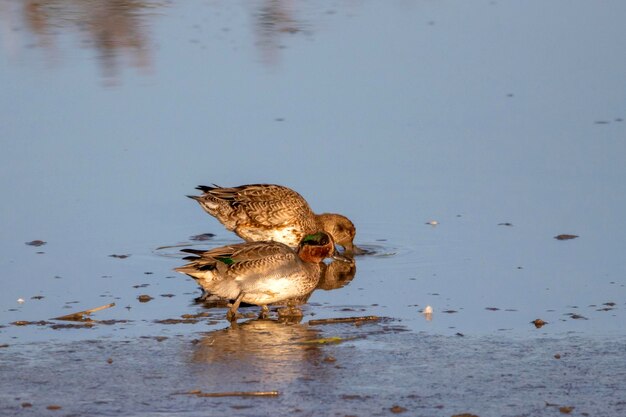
[1, 0, 626, 342]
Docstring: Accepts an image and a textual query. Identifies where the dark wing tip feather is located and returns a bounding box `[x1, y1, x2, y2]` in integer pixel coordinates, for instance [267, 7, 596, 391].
[181, 248, 206, 255]
[195, 185, 215, 192]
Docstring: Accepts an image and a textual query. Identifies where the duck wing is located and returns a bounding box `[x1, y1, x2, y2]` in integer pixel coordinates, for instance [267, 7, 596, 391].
[198, 184, 315, 227]
[177, 241, 293, 275]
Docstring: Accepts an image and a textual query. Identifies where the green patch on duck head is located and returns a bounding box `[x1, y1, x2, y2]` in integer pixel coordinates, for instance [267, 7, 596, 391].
[302, 232, 330, 245]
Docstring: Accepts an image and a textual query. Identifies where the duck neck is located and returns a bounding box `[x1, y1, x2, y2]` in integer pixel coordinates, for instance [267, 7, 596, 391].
[298, 248, 326, 263]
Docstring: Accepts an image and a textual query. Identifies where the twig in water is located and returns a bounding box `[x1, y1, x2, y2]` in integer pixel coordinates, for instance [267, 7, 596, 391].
[308, 316, 380, 326]
[52, 303, 116, 321]
[175, 390, 280, 398]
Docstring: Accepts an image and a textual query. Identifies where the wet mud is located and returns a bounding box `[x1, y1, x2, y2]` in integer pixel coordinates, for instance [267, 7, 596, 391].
[1, 320, 625, 417]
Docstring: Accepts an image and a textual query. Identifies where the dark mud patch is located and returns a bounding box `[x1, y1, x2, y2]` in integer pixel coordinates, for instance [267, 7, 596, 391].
[155, 318, 200, 324]
[137, 294, 154, 302]
[554, 234, 579, 241]
[154, 312, 219, 325]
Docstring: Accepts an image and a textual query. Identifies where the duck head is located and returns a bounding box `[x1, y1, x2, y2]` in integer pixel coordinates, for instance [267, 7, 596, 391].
[297, 232, 335, 263]
[317, 213, 362, 255]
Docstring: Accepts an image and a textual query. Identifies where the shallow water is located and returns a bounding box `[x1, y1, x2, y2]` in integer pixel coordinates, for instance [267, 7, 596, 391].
[2, 0, 626, 415]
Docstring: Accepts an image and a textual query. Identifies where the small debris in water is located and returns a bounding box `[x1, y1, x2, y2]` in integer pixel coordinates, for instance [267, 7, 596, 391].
[160, 294, 175, 297]
[485, 307, 500, 311]
[498, 222, 513, 226]
[51, 323, 94, 329]
[425, 220, 439, 226]
[308, 316, 380, 326]
[46, 405, 62, 410]
[25, 240, 46, 246]
[390, 405, 407, 413]
[301, 337, 354, 345]
[323, 355, 337, 363]
[155, 318, 199, 324]
[175, 390, 280, 397]
[554, 353, 561, 359]
[531, 319, 547, 328]
[133, 284, 149, 288]
[559, 406, 575, 414]
[17, 298, 25, 304]
[422, 305, 433, 321]
[109, 254, 131, 259]
[0, 344, 9, 348]
[12, 320, 52, 326]
[21, 402, 32, 408]
[30, 295, 44, 300]
[452, 414, 480, 417]
[190, 233, 216, 241]
[342, 394, 370, 400]
[137, 295, 153, 303]
[99, 319, 129, 325]
[107, 358, 113, 364]
[181, 312, 210, 319]
[554, 234, 578, 241]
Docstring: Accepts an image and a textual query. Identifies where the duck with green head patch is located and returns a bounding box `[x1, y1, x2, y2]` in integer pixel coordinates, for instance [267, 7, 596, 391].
[187, 184, 361, 255]
[175, 232, 338, 321]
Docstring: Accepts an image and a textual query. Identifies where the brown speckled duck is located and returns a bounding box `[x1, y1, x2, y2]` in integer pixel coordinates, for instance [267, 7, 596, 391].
[175, 232, 335, 321]
[188, 184, 359, 254]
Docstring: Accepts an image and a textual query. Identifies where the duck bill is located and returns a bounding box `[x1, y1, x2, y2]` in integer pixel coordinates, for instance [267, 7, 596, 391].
[331, 249, 352, 263]
[342, 242, 366, 257]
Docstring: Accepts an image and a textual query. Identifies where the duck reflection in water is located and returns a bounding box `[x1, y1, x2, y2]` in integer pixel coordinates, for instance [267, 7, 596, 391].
[176, 232, 347, 322]
[190, 318, 329, 387]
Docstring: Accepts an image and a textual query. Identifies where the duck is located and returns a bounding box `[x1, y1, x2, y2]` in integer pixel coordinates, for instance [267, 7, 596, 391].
[187, 184, 359, 255]
[175, 232, 335, 321]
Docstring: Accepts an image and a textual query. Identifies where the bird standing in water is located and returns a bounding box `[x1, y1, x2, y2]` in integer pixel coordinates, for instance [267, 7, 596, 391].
[175, 232, 336, 321]
[188, 184, 359, 255]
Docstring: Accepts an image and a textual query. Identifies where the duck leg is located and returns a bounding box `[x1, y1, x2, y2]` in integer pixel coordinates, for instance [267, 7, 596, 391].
[278, 301, 303, 320]
[226, 292, 245, 322]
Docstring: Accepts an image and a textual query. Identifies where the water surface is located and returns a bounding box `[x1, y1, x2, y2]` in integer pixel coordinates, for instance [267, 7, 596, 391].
[1, 1, 626, 415]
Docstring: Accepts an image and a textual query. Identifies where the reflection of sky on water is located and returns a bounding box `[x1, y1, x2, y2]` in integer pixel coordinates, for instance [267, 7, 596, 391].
[1, 1, 626, 338]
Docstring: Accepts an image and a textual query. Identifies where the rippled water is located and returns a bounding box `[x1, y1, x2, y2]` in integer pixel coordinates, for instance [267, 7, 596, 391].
[1, 1, 626, 415]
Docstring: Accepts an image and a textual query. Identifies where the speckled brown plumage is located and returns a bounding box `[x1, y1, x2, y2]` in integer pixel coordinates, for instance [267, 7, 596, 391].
[175, 232, 336, 321]
[188, 184, 357, 253]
